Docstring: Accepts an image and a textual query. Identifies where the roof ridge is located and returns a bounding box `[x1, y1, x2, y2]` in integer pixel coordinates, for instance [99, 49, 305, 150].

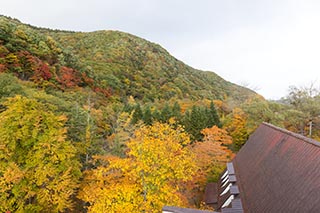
[261, 122, 320, 147]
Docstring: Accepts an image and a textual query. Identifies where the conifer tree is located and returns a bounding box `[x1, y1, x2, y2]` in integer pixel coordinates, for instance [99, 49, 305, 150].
[131, 103, 143, 124]
[172, 101, 182, 121]
[208, 101, 221, 128]
[160, 103, 172, 122]
[183, 106, 208, 141]
[183, 103, 221, 141]
[142, 106, 153, 125]
[152, 108, 161, 121]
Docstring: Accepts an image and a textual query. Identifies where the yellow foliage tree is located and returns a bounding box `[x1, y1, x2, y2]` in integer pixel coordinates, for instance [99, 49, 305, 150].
[0, 96, 81, 212]
[79, 121, 197, 212]
[223, 108, 249, 151]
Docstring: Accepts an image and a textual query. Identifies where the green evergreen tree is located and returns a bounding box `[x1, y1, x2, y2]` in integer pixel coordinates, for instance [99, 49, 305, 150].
[183, 106, 206, 141]
[131, 104, 143, 124]
[183, 104, 221, 142]
[152, 108, 161, 122]
[172, 102, 182, 121]
[143, 106, 153, 125]
[160, 103, 172, 123]
[208, 101, 221, 128]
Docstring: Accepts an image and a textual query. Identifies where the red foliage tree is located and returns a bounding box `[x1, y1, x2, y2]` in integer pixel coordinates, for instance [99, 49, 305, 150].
[30, 62, 52, 83]
[0, 64, 7, 73]
[93, 87, 112, 97]
[56, 66, 82, 89]
[16, 51, 52, 82]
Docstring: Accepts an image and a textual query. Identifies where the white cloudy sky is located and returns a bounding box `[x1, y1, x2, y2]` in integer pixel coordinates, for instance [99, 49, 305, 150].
[1, 0, 320, 99]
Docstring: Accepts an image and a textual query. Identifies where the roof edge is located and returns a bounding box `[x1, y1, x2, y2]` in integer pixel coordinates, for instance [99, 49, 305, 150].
[162, 206, 217, 213]
[261, 122, 320, 147]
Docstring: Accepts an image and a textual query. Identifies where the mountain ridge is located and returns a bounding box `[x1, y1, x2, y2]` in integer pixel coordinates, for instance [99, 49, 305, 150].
[0, 14, 257, 104]
[48, 28, 257, 102]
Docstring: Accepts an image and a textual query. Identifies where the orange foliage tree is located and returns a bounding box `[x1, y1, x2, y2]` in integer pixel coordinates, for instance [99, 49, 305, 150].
[184, 126, 233, 207]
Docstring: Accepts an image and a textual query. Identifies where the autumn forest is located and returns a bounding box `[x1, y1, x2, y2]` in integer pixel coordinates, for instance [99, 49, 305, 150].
[1, 15, 320, 212]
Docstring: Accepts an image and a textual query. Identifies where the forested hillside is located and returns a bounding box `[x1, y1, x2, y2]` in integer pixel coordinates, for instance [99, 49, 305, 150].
[48, 29, 256, 102]
[1, 15, 320, 212]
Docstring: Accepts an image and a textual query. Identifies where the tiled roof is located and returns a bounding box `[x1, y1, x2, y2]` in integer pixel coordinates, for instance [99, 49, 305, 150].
[162, 206, 217, 213]
[204, 182, 218, 205]
[233, 123, 320, 212]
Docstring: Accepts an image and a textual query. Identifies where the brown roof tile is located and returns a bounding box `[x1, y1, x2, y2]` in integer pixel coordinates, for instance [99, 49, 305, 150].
[204, 182, 218, 204]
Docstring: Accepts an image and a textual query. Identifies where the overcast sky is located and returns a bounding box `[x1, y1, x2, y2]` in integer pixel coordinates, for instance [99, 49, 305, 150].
[2, 0, 320, 99]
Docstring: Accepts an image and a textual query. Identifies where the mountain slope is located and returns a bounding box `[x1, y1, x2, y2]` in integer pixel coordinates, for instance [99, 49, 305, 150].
[0, 15, 256, 104]
[49, 29, 256, 101]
